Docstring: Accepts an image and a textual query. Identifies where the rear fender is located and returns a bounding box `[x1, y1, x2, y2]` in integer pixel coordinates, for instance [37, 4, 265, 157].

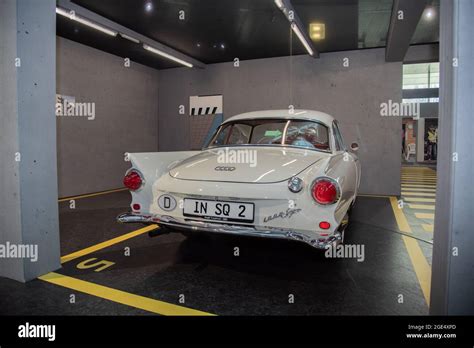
[127, 151, 200, 212]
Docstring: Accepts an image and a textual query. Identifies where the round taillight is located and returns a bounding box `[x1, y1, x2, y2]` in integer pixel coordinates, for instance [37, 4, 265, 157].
[123, 170, 143, 191]
[132, 203, 141, 211]
[319, 221, 331, 230]
[312, 178, 339, 205]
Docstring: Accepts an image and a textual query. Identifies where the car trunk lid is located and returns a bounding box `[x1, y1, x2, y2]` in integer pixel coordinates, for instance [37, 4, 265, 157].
[169, 146, 328, 183]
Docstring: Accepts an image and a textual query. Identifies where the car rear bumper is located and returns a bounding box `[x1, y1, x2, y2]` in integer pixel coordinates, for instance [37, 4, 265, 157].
[116, 212, 341, 249]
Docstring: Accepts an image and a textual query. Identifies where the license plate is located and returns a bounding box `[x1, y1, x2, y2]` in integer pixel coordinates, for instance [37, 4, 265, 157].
[183, 198, 254, 223]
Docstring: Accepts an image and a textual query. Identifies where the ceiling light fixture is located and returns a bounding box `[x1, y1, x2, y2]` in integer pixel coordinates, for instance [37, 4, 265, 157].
[424, 7, 435, 20]
[143, 44, 193, 68]
[273, 0, 315, 57]
[291, 23, 314, 56]
[56, 7, 118, 36]
[120, 33, 140, 44]
[145, 2, 153, 12]
[309, 23, 325, 41]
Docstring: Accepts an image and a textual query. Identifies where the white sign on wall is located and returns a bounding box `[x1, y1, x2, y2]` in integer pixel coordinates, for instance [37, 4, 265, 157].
[189, 95, 223, 116]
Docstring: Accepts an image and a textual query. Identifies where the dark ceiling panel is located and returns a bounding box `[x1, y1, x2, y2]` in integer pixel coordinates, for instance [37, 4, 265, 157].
[56, 15, 179, 69]
[70, 0, 305, 64]
[293, 0, 359, 53]
[55, 0, 439, 70]
[411, 0, 439, 44]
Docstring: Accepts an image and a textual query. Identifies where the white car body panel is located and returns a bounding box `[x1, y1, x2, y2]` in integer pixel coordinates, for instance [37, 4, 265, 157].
[119, 110, 361, 249]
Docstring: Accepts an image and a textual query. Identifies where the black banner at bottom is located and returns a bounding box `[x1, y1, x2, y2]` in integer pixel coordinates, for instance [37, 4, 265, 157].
[0, 315, 473, 345]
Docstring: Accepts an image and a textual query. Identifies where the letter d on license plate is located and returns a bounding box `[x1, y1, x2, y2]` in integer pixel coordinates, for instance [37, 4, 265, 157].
[183, 198, 254, 223]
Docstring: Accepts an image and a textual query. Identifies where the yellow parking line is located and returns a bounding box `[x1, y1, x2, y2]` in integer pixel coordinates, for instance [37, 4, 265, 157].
[389, 197, 431, 305]
[39, 272, 215, 316]
[422, 224, 434, 232]
[404, 197, 436, 203]
[408, 204, 435, 210]
[415, 213, 435, 220]
[401, 179, 437, 182]
[401, 236, 431, 304]
[402, 179, 437, 182]
[58, 188, 128, 202]
[402, 184, 437, 188]
[389, 197, 411, 233]
[60, 225, 158, 264]
[403, 179, 436, 181]
[357, 194, 393, 198]
[402, 175, 437, 179]
[401, 188, 436, 192]
[402, 174, 436, 176]
[402, 192, 436, 197]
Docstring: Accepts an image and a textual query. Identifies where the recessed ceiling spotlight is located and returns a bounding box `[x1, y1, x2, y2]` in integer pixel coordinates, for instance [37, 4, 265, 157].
[196, 43, 201, 47]
[220, 43, 225, 49]
[309, 23, 325, 40]
[145, 1, 153, 13]
[424, 7, 435, 20]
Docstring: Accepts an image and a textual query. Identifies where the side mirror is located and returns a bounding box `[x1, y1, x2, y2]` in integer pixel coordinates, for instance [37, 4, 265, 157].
[350, 142, 359, 152]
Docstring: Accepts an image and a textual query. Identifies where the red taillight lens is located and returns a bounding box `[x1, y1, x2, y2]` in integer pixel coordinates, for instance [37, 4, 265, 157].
[123, 170, 143, 191]
[319, 222, 331, 230]
[312, 178, 338, 205]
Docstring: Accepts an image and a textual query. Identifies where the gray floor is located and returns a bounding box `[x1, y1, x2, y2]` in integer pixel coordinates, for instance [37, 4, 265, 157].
[0, 192, 431, 315]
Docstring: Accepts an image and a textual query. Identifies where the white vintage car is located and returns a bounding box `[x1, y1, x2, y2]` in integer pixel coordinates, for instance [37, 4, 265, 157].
[118, 110, 361, 249]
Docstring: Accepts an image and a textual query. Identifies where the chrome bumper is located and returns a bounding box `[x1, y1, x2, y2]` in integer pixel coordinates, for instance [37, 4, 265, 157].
[116, 212, 341, 250]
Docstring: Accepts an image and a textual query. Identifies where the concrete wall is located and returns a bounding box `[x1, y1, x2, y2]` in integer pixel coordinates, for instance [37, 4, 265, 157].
[56, 37, 159, 197]
[158, 48, 402, 195]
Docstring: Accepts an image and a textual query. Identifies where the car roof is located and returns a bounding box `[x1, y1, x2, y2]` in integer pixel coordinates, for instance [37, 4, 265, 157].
[223, 109, 335, 127]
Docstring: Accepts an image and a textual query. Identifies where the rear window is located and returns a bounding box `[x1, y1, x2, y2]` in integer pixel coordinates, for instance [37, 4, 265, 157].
[207, 118, 330, 151]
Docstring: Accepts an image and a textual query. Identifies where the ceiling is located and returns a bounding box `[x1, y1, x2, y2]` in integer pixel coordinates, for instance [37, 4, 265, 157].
[55, 0, 439, 70]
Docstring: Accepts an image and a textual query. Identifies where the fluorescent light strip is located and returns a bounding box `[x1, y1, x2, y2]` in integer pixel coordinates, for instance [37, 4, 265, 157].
[56, 7, 118, 37]
[120, 33, 140, 44]
[291, 23, 314, 56]
[143, 44, 193, 68]
[274, 0, 284, 9]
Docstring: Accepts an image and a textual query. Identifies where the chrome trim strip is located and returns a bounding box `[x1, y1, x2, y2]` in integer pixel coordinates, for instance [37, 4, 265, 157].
[116, 212, 341, 249]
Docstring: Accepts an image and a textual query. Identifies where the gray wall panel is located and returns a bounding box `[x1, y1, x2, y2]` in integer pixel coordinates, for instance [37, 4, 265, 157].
[56, 37, 159, 197]
[158, 48, 402, 195]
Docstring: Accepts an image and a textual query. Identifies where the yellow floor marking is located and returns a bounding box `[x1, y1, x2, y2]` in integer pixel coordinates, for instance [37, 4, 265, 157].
[61, 225, 158, 264]
[402, 192, 436, 197]
[404, 197, 436, 203]
[408, 204, 435, 210]
[39, 272, 214, 316]
[58, 188, 128, 202]
[401, 179, 437, 182]
[357, 194, 393, 198]
[415, 213, 435, 220]
[402, 173, 436, 179]
[402, 184, 437, 188]
[401, 236, 431, 304]
[402, 179, 437, 182]
[389, 197, 412, 233]
[389, 196, 431, 305]
[422, 224, 434, 232]
[400, 188, 436, 192]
